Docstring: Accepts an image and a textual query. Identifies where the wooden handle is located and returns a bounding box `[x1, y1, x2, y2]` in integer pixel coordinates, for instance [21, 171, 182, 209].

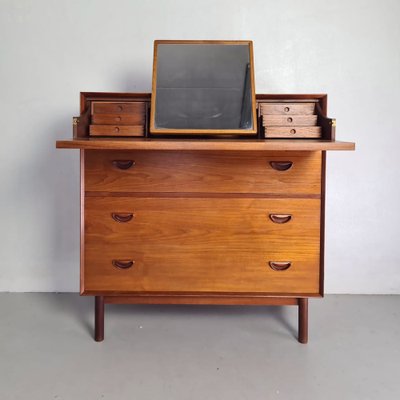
[111, 213, 134, 223]
[269, 261, 291, 271]
[269, 214, 292, 224]
[269, 161, 293, 171]
[112, 160, 135, 170]
[112, 260, 134, 269]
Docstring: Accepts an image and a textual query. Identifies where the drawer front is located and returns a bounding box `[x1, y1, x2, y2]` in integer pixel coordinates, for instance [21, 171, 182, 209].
[92, 113, 145, 125]
[92, 102, 145, 114]
[85, 151, 322, 195]
[263, 115, 318, 127]
[89, 125, 144, 137]
[83, 197, 321, 294]
[260, 103, 315, 115]
[265, 127, 322, 139]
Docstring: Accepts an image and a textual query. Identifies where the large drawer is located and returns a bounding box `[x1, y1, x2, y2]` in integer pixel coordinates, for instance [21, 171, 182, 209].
[84, 150, 322, 195]
[83, 197, 321, 294]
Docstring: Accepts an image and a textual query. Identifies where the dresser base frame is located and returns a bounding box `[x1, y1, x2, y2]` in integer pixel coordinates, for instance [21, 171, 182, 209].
[93, 295, 309, 344]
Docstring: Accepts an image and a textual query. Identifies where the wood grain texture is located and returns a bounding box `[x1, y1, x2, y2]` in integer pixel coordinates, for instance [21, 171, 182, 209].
[265, 127, 322, 139]
[85, 192, 320, 199]
[83, 197, 321, 294]
[61, 92, 354, 341]
[260, 103, 315, 115]
[80, 150, 85, 295]
[94, 296, 104, 342]
[263, 115, 318, 127]
[319, 151, 326, 296]
[298, 298, 308, 343]
[89, 125, 144, 137]
[316, 103, 336, 141]
[56, 138, 355, 151]
[92, 113, 145, 125]
[103, 295, 303, 305]
[84, 150, 322, 195]
[92, 102, 145, 114]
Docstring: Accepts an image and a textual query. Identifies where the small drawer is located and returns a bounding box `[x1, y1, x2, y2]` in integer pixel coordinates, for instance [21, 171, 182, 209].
[260, 103, 315, 115]
[263, 115, 318, 127]
[91, 101, 146, 115]
[265, 127, 322, 139]
[89, 125, 144, 137]
[84, 150, 322, 195]
[83, 197, 321, 294]
[92, 113, 145, 125]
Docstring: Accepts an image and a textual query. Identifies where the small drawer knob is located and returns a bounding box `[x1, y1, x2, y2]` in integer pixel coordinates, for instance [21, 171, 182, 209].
[112, 260, 134, 269]
[269, 214, 292, 224]
[290, 129, 296, 134]
[269, 261, 291, 271]
[118, 105, 123, 111]
[115, 116, 121, 122]
[287, 117, 293, 123]
[284, 107, 290, 112]
[112, 160, 135, 170]
[111, 213, 134, 223]
[114, 126, 120, 133]
[269, 161, 293, 171]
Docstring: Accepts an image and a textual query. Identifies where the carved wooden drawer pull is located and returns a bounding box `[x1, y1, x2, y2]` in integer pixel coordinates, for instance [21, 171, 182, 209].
[112, 160, 135, 170]
[269, 161, 293, 171]
[269, 261, 292, 271]
[112, 260, 135, 269]
[269, 214, 292, 224]
[111, 213, 134, 223]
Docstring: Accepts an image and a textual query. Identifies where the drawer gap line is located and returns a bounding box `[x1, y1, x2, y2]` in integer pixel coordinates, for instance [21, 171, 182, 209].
[85, 191, 321, 199]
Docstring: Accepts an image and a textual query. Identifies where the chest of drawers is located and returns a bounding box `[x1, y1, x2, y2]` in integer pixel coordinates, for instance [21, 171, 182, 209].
[57, 92, 354, 343]
[83, 150, 321, 296]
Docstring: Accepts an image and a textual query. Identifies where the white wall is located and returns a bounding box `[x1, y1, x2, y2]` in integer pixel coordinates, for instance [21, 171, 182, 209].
[0, 0, 399, 293]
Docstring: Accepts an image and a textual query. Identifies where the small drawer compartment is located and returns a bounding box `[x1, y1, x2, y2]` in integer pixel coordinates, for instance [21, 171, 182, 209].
[89, 125, 144, 137]
[92, 113, 145, 125]
[260, 103, 315, 115]
[263, 115, 318, 127]
[92, 102, 145, 115]
[83, 197, 321, 295]
[265, 127, 322, 138]
[90, 101, 146, 137]
[84, 150, 322, 195]
[260, 101, 322, 139]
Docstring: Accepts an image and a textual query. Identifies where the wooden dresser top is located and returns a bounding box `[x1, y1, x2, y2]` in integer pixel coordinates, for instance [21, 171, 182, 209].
[56, 138, 355, 151]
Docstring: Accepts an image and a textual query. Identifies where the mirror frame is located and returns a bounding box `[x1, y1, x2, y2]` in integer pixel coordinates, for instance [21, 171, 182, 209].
[150, 40, 257, 135]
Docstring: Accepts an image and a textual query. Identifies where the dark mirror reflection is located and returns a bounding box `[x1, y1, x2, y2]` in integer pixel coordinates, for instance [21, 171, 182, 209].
[154, 44, 253, 130]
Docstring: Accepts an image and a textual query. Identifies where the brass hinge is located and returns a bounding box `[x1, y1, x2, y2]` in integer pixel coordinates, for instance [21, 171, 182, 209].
[331, 119, 336, 127]
[72, 117, 79, 126]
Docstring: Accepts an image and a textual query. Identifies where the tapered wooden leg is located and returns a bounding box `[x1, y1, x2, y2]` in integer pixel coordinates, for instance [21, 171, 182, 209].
[298, 298, 308, 344]
[95, 296, 104, 342]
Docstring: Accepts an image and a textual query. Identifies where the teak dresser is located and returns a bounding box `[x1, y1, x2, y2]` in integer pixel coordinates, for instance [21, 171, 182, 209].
[57, 92, 355, 343]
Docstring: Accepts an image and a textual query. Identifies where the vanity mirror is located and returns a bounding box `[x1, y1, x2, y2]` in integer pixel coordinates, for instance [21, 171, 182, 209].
[150, 40, 257, 135]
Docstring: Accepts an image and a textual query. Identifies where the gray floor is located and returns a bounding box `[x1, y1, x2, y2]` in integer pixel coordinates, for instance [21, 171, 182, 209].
[0, 294, 399, 400]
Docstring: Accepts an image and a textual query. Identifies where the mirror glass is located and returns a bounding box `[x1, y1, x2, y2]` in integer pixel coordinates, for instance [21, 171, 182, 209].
[150, 41, 256, 134]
